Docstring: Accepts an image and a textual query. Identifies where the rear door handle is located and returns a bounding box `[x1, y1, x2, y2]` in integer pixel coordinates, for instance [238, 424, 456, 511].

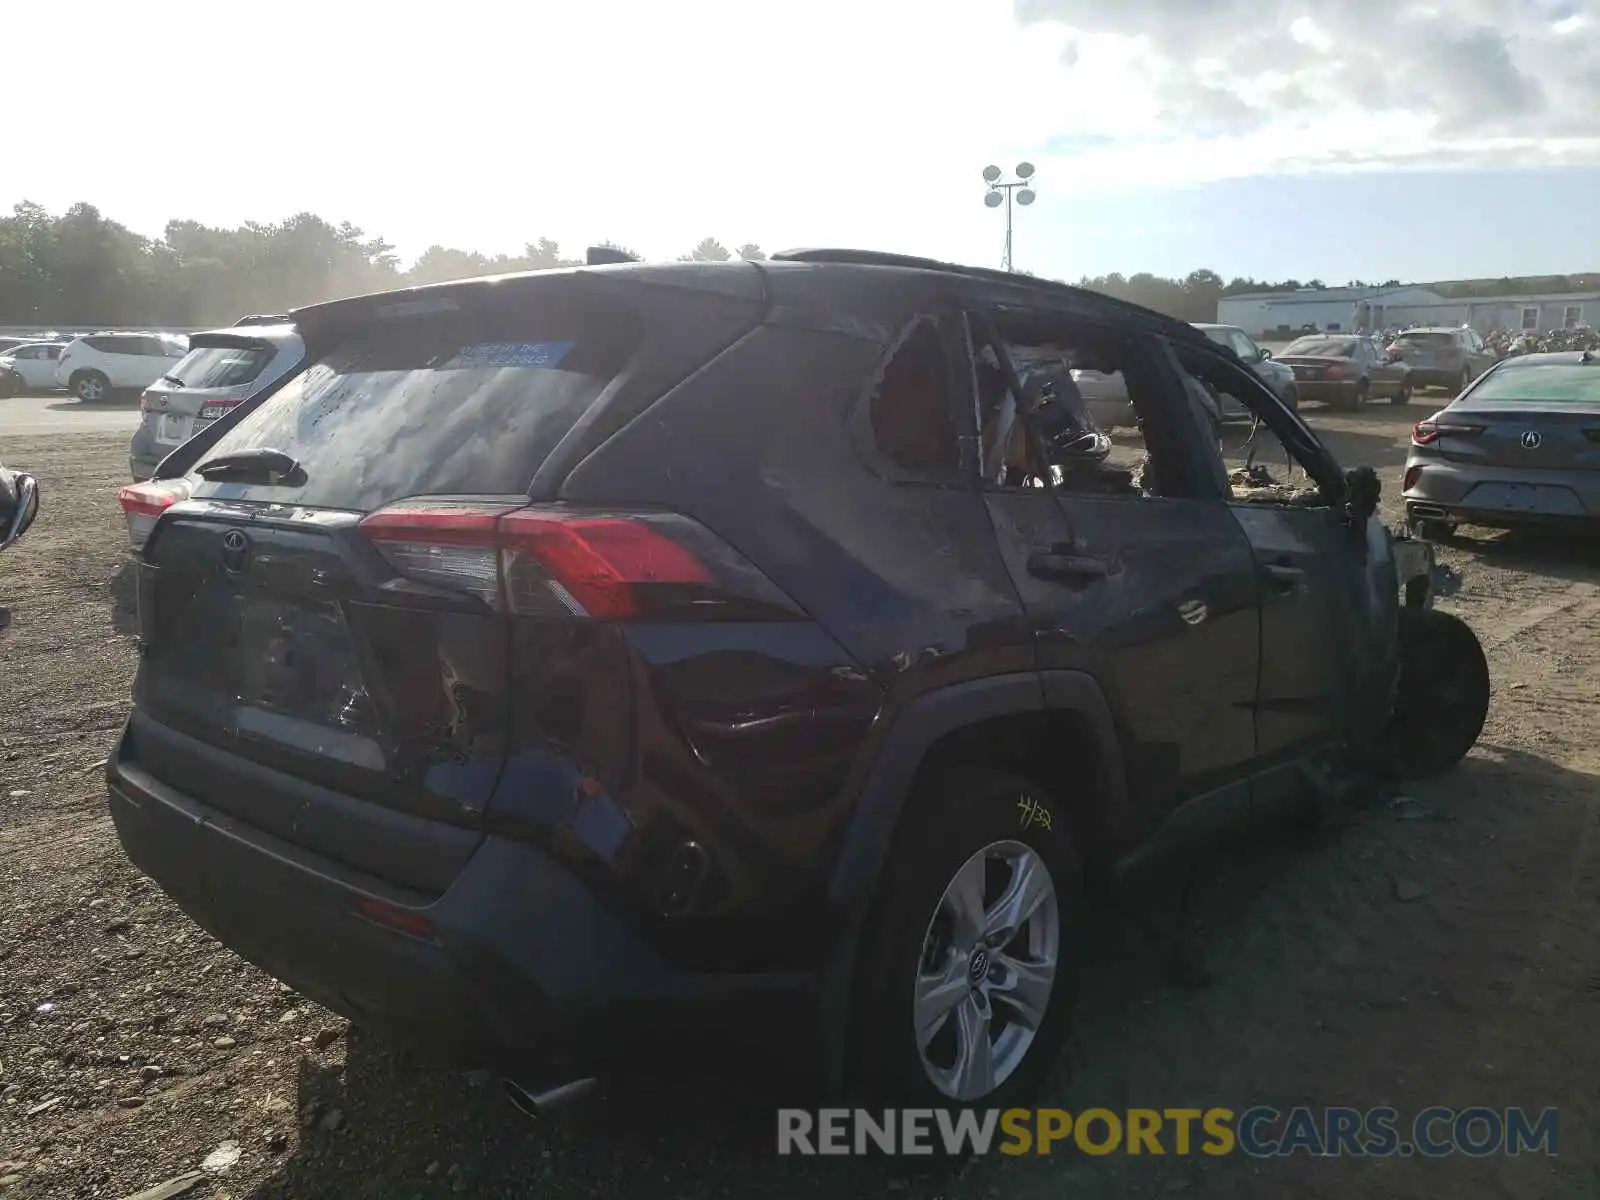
[1262, 562, 1305, 587]
[1027, 547, 1111, 583]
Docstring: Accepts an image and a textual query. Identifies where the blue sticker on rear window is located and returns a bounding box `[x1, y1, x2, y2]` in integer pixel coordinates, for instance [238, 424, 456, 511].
[440, 341, 575, 370]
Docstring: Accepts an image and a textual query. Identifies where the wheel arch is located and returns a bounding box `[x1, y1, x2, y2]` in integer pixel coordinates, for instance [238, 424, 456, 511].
[816, 670, 1129, 1096]
[826, 670, 1129, 913]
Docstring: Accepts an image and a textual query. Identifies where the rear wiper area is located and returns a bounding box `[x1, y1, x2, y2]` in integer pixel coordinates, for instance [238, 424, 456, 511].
[160, 374, 185, 386]
[195, 448, 304, 485]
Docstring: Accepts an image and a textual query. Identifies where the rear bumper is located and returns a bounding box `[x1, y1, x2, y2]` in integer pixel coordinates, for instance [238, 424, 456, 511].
[1294, 380, 1360, 405]
[106, 724, 815, 1070]
[1403, 456, 1600, 529]
[1406, 367, 1465, 388]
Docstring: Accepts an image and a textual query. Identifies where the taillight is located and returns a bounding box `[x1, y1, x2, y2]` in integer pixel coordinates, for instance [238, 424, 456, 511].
[1437, 345, 1463, 363]
[1412, 421, 1483, 446]
[117, 479, 193, 550]
[1403, 465, 1422, 490]
[1323, 364, 1346, 380]
[198, 399, 241, 421]
[139, 391, 157, 413]
[358, 502, 801, 621]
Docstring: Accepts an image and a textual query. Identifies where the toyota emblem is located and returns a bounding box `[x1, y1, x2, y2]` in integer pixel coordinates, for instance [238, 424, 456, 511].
[220, 529, 251, 574]
[1520, 430, 1543, 449]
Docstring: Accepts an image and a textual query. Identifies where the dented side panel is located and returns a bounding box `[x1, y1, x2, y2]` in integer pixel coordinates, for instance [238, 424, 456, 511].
[555, 322, 1033, 967]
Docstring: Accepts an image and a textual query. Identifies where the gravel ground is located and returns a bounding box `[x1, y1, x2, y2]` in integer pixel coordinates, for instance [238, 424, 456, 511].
[1, 404, 1597, 1199]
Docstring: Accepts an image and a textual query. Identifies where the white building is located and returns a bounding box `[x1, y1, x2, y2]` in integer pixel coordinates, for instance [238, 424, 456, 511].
[1389, 292, 1600, 335]
[1217, 286, 1600, 337]
[1216, 285, 1448, 337]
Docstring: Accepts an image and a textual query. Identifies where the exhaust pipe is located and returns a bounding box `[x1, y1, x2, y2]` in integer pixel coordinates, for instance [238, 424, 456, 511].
[502, 1075, 599, 1119]
[1409, 503, 1448, 520]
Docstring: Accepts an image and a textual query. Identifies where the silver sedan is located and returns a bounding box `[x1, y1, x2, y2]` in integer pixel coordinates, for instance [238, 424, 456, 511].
[1402, 351, 1600, 538]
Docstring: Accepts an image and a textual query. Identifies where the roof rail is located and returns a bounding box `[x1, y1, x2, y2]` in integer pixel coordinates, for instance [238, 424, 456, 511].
[770, 248, 1205, 341]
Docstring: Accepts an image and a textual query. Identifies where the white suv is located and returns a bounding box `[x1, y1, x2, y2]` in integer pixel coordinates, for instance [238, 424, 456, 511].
[56, 332, 189, 402]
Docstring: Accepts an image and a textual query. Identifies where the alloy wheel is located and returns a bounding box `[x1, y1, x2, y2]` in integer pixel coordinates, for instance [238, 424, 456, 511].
[913, 839, 1059, 1101]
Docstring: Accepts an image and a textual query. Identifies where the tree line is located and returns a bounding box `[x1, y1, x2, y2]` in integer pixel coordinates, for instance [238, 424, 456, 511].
[3, 200, 1593, 329]
[0, 202, 771, 327]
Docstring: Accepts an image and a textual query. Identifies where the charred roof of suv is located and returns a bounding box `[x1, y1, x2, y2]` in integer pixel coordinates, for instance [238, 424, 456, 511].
[287, 249, 1214, 349]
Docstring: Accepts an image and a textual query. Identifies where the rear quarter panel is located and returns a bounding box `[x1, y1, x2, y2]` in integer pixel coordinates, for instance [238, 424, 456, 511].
[554, 321, 1034, 967]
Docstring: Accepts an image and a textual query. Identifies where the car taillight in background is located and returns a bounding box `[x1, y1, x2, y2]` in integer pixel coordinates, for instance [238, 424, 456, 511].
[1412, 421, 1484, 446]
[117, 479, 193, 551]
[357, 502, 803, 622]
[1322, 364, 1347, 380]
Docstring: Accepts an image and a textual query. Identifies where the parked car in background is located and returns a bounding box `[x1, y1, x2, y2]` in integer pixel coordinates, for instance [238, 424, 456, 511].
[129, 323, 305, 481]
[1193, 323, 1299, 413]
[107, 250, 1486, 1112]
[1389, 327, 1495, 393]
[1403, 350, 1600, 539]
[1275, 335, 1411, 409]
[1072, 321, 1297, 429]
[55, 332, 189, 402]
[0, 342, 66, 396]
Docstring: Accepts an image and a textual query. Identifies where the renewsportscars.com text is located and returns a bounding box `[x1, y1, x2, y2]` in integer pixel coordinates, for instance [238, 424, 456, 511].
[777, 1106, 1559, 1158]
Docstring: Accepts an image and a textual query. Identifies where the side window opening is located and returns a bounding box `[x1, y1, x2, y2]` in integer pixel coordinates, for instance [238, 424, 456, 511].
[1174, 341, 1342, 509]
[969, 314, 1203, 500]
[867, 319, 961, 476]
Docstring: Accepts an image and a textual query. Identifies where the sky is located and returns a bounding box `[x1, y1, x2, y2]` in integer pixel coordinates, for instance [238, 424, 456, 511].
[9, 0, 1600, 284]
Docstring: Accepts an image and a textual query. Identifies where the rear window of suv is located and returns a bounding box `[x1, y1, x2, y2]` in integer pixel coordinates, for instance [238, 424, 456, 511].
[1394, 332, 1455, 349]
[167, 344, 273, 389]
[193, 298, 639, 511]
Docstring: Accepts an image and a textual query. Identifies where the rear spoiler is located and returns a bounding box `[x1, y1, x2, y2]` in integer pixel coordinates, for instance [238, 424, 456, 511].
[233, 313, 291, 327]
[187, 332, 277, 352]
[585, 246, 639, 266]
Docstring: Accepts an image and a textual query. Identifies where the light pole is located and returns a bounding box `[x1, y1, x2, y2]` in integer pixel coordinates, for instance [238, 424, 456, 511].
[983, 162, 1037, 273]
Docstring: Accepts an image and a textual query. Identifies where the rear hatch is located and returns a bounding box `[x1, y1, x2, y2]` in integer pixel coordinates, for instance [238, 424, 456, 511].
[1429, 361, 1600, 469]
[1392, 332, 1460, 374]
[123, 269, 766, 890]
[140, 330, 305, 455]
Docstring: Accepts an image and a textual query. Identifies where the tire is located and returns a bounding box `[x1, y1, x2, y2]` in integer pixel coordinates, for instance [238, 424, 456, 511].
[1282, 385, 1300, 413]
[1384, 608, 1490, 780]
[71, 370, 109, 403]
[0, 371, 18, 399]
[1355, 378, 1370, 407]
[848, 767, 1085, 1110]
[1455, 369, 1471, 396]
[1391, 378, 1412, 405]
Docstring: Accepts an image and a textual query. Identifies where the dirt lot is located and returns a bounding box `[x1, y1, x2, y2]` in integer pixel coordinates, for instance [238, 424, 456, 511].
[1, 399, 1597, 1199]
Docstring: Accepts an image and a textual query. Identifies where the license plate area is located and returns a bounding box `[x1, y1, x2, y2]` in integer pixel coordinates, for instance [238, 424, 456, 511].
[236, 595, 376, 731]
[1466, 482, 1585, 516]
[156, 413, 191, 444]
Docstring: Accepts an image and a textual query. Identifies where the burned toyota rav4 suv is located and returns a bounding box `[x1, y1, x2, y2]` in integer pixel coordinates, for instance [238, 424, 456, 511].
[107, 250, 1489, 1112]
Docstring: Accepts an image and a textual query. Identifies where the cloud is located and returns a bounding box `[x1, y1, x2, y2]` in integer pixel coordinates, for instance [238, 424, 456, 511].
[1015, 0, 1600, 166]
